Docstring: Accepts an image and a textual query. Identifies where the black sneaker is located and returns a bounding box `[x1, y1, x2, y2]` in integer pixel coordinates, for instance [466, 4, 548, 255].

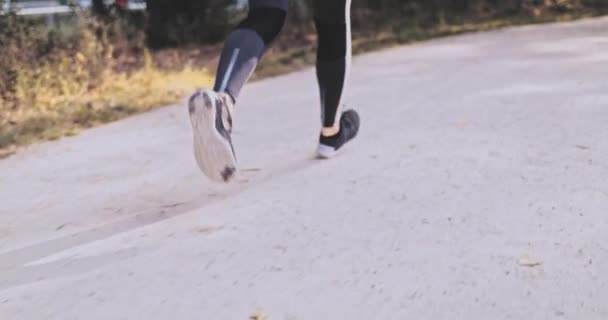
[317, 109, 360, 159]
[188, 89, 238, 183]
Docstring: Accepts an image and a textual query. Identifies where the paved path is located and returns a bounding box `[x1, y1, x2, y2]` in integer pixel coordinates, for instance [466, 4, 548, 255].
[1, 17, 607, 320]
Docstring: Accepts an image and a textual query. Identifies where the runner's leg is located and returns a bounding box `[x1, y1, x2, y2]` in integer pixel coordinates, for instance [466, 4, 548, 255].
[188, 0, 289, 182]
[313, 0, 352, 136]
[213, 0, 288, 102]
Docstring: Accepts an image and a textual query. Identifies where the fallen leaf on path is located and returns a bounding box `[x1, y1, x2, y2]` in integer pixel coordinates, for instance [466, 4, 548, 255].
[194, 225, 224, 235]
[250, 312, 268, 320]
[518, 257, 543, 268]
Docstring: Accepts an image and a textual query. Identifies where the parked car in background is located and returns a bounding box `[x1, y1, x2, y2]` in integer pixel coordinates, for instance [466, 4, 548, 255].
[2, 0, 146, 15]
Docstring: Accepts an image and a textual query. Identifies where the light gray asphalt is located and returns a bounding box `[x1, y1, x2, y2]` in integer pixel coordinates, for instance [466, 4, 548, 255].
[1, 17, 607, 320]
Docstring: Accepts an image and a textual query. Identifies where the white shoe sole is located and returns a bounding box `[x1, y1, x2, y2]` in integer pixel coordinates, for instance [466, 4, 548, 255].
[188, 90, 237, 183]
[317, 144, 338, 159]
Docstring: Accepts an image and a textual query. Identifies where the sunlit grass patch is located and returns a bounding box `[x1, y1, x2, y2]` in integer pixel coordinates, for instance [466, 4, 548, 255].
[0, 46, 212, 158]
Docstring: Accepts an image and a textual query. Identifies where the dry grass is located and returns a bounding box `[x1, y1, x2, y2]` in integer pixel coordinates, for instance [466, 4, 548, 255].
[0, 63, 212, 158]
[0, 23, 212, 158]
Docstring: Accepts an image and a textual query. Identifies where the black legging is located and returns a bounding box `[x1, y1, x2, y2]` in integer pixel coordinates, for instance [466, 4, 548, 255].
[213, 0, 352, 130]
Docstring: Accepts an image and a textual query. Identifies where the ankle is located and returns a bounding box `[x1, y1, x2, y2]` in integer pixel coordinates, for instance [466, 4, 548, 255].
[216, 90, 236, 105]
[321, 126, 340, 137]
[225, 92, 236, 105]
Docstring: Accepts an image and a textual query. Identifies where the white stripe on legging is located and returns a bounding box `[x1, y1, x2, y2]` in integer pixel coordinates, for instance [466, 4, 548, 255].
[333, 0, 352, 129]
[220, 48, 241, 92]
